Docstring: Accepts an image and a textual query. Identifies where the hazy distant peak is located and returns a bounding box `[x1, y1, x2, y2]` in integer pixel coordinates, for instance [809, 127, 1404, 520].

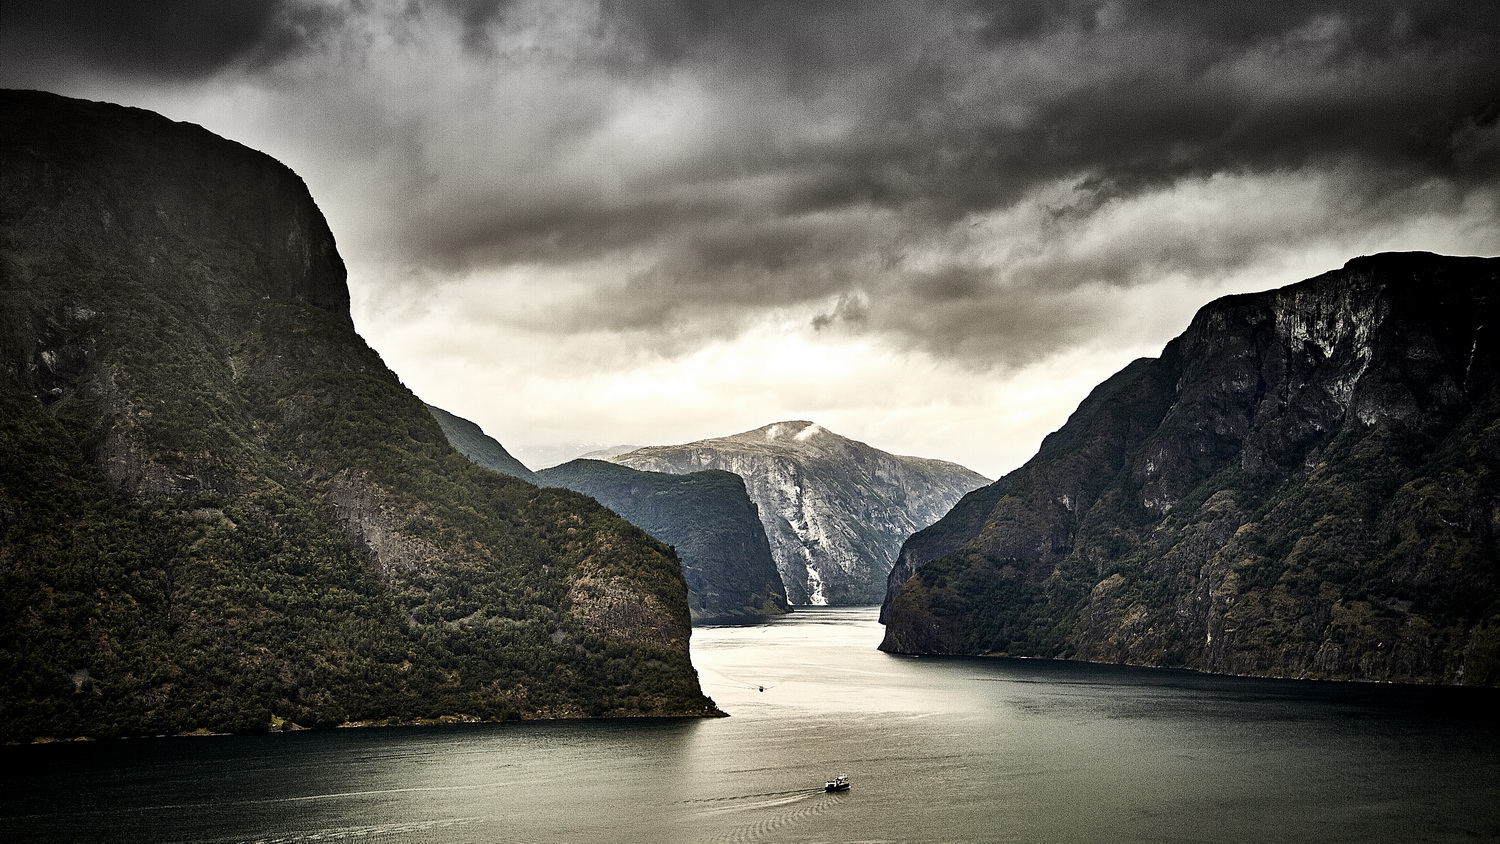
[577, 444, 641, 462]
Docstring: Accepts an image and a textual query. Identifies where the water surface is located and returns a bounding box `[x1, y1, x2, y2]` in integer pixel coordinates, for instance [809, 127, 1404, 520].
[4, 607, 1498, 842]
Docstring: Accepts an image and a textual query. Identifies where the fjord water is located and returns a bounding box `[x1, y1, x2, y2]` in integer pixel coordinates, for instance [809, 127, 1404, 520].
[4, 608, 1499, 843]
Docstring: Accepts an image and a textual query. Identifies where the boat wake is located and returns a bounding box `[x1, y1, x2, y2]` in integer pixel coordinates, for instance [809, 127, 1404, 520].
[228, 816, 486, 843]
[693, 789, 848, 844]
[677, 788, 812, 806]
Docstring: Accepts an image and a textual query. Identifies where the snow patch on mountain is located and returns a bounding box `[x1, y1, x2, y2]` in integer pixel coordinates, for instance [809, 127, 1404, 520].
[611, 421, 989, 605]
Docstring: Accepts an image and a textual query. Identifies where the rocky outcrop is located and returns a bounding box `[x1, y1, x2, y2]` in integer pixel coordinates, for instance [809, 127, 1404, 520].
[0, 90, 716, 741]
[881, 252, 1500, 687]
[538, 459, 789, 622]
[613, 421, 990, 605]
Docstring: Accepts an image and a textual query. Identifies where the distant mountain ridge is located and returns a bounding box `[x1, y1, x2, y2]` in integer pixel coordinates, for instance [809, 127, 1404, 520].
[577, 445, 641, 462]
[881, 252, 1500, 687]
[613, 421, 990, 605]
[426, 404, 538, 483]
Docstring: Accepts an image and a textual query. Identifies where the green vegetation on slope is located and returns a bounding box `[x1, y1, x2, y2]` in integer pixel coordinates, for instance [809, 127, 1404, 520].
[425, 404, 539, 483]
[537, 459, 789, 622]
[0, 90, 714, 742]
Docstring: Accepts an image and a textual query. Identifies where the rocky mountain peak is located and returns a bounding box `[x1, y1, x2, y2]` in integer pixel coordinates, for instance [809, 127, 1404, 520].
[880, 252, 1500, 687]
[754, 420, 824, 442]
[720, 420, 831, 449]
[614, 422, 989, 605]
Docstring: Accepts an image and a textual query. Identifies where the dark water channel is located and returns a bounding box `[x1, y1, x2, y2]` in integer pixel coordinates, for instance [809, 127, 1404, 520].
[3, 607, 1498, 843]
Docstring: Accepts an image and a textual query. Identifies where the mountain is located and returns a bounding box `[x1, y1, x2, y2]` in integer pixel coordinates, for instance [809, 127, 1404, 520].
[612, 421, 990, 605]
[510, 442, 636, 471]
[536, 460, 789, 622]
[0, 90, 716, 741]
[426, 404, 538, 483]
[425, 405, 787, 622]
[881, 252, 1500, 687]
[577, 445, 641, 462]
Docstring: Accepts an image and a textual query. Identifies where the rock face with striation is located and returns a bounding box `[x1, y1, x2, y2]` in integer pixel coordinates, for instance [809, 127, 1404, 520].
[613, 421, 990, 605]
[0, 90, 716, 741]
[881, 252, 1500, 687]
[537, 459, 789, 623]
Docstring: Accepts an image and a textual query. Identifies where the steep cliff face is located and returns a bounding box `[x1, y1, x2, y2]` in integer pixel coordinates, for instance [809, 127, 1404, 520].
[537, 459, 789, 622]
[881, 253, 1500, 686]
[613, 421, 990, 605]
[0, 90, 715, 741]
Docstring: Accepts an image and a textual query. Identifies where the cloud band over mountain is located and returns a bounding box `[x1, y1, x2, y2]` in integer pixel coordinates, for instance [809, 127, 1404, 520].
[5, 0, 1498, 473]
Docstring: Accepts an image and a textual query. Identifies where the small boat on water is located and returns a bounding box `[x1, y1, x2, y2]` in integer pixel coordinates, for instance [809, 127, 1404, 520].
[825, 774, 851, 792]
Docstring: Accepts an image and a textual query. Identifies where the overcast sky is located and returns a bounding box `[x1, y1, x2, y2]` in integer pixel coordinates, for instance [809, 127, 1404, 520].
[5, 0, 1499, 476]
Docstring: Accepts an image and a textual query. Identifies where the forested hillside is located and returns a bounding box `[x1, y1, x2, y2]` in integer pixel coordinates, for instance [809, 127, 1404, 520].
[0, 90, 716, 741]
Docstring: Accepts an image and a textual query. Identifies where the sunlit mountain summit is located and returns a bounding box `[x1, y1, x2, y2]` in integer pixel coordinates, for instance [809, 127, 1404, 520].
[613, 421, 989, 605]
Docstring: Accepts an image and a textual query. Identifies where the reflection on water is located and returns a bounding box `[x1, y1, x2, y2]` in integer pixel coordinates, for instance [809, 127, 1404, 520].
[3, 606, 1498, 843]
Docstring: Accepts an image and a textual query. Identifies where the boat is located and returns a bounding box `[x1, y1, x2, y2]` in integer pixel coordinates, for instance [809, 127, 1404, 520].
[825, 774, 850, 792]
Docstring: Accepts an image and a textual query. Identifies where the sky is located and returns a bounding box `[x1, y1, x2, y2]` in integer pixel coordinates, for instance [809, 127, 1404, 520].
[4, 1, 1499, 477]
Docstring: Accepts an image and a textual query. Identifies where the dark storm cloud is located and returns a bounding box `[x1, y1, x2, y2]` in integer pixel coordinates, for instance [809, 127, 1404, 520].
[10, 0, 1495, 367]
[0, 0, 336, 81]
[485, 0, 1497, 360]
[509, 211, 890, 339]
[430, 0, 521, 51]
[616, 0, 920, 75]
[399, 0, 1499, 263]
[900, 2, 1496, 204]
